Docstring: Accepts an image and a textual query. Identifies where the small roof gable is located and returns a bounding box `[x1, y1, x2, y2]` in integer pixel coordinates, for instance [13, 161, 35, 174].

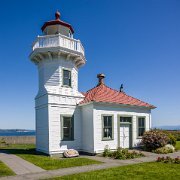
[79, 83, 156, 109]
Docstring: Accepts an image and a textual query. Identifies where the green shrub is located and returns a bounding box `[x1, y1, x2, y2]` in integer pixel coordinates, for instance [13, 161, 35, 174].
[167, 133, 176, 146]
[167, 130, 180, 141]
[0, 138, 7, 147]
[175, 133, 180, 141]
[157, 156, 180, 164]
[112, 148, 128, 159]
[0, 138, 6, 144]
[154, 129, 180, 141]
[142, 130, 170, 151]
[102, 148, 144, 160]
[158, 130, 180, 141]
[154, 147, 173, 154]
[103, 148, 111, 157]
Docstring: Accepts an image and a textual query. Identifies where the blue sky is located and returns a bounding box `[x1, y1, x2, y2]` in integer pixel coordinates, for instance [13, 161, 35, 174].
[0, 0, 179, 129]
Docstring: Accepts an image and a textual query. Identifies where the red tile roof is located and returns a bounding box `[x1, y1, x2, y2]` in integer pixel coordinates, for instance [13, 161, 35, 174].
[79, 84, 155, 108]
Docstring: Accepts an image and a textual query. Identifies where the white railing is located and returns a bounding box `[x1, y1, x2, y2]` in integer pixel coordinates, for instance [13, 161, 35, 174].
[32, 34, 85, 56]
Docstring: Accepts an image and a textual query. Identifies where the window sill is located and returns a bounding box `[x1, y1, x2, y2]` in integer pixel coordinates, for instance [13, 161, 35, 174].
[137, 137, 142, 139]
[61, 85, 72, 88]
[102, 139, 114, 141]
[62, 139, 74, 141]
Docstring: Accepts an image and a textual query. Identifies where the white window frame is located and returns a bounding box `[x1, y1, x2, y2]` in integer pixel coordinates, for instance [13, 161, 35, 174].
[62, 68, 72, 87]
[137, 116, 146, 138]
[61, 115, 74, 141]
[102, 115, 114, 141]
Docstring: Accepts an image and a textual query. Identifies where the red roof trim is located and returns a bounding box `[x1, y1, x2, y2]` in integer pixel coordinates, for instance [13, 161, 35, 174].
[41, 20, 74, 33]
[79, 84, 156, 109]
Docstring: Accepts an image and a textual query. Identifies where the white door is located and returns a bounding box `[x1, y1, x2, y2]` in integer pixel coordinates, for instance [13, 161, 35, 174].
[120, 124, 130, 148]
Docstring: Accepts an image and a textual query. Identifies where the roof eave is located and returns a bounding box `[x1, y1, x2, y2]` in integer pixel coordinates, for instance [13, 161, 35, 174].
[78, 101, 94, 107]
[41, 21, 74, 33]
[79, 100, 156, 109]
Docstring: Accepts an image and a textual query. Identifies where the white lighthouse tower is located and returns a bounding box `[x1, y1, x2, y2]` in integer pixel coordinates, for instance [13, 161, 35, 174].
[30, 11, 86, 155]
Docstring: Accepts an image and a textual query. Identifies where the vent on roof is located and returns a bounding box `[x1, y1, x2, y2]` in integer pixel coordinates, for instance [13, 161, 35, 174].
[97, 73, 105, 86]
[120, 84, 124, 92]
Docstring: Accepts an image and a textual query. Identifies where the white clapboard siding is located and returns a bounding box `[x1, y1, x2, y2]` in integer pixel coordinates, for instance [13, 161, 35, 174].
[92, 104, 151, 153]
[36, 105, 49, 154]
[35, 55, 84, 155]
[48, 105, 82, 154]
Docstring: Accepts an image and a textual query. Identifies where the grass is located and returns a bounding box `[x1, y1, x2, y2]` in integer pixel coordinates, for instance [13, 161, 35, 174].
[176, 141, 180, 150]
[47, 162, 180, 180]
[0, 144, 101, 170]
[0, 161, 15, 177]
[0, 143, 35, 150]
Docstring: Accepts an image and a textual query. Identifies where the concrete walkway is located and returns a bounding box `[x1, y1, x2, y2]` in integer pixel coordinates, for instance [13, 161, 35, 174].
[0, 152, 45, 175]
[0, 150, 179, 180]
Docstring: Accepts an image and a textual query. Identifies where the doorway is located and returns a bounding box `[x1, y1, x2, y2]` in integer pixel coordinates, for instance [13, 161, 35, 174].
[119, 116, 132, 148]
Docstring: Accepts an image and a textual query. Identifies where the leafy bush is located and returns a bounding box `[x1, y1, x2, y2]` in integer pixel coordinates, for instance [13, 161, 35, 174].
[0, 138, 7, 147]
[158, 130, 177, 146]
[154, 147, 173, 154]
[156, 129, 180, 141]
[142, 130, 170, 151]
[103, 148, 144, 160]
[167, 133, 176, 146]
[166, 130, 180, 141]
[0, 138, 6, 143]
[103, 147, 111, 157]
[167, 130, 180, 141]
[156, 156, 180, 164]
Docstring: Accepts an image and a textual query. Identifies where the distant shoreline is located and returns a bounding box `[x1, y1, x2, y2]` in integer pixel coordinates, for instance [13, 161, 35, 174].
[152, 126, 180, 130]
[0, 131, 35, 136]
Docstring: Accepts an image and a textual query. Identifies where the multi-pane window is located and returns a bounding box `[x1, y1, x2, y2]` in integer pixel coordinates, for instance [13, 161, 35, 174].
[138, 117, 145, 137]
[62, 116, 74, 140]
[102, 116, 113, 140]
[120, 117, 132, 123]
[63, 69, 71, 86]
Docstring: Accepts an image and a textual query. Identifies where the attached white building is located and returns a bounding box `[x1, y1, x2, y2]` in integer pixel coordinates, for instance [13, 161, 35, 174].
[29, 11, 156, 155]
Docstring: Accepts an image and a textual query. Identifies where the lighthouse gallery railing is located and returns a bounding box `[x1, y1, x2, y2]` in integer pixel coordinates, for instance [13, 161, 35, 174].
[32, 34, 85, 56]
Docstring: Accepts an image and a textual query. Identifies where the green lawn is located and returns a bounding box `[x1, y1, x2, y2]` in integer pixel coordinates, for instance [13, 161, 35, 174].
[176, 141, 180, 150]
[0, 161, 15, 177]
[48, 162, 180, 180]
[0, 144, 101, 170]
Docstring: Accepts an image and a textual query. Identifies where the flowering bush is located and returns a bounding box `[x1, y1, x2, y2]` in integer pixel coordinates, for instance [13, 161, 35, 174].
[142, 130, 170, 151]
[153, 129, 177, 145]
[165, 144, 175, 151]
[156, 156, 180, 164]
[154, 146, 174, 154]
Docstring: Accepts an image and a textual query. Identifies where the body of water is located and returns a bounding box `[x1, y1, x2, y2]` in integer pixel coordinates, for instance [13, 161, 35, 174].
[0, 131, 35, 136]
